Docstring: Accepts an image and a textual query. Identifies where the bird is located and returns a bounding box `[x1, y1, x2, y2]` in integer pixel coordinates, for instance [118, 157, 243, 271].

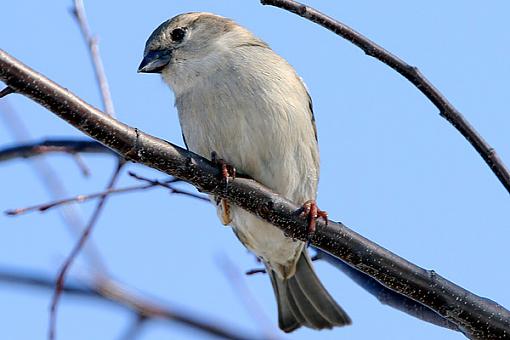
[138, 12, 351, 332]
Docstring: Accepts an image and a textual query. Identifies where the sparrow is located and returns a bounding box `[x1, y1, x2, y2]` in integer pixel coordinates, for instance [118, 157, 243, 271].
[138, 12, 351, 332]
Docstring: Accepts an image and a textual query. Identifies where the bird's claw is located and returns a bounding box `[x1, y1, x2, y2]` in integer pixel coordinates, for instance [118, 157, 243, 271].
[211, 151, 236, 186]
[211, 151, 235, 225]
[301, 200, 328, 236]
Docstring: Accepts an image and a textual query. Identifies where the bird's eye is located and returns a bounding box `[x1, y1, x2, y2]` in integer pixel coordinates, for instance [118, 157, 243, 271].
[170, 27, 186, 43]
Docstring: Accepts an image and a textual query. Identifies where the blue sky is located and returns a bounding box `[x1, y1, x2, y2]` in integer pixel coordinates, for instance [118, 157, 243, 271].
[1, 1, 509, 339]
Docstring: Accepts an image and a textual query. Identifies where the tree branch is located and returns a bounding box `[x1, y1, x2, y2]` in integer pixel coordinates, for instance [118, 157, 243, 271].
[0, 139, 114, 163]
[49, 160, 124, 340]
[260, 0, 510, 196]
[315, 249, 460, 331]
[71, 0, 115, 116]
[4, 171, 206, 216]
[1, 50, 509, 339]
[0, 86, 14, 98]
[0, 103, 108, 272]
[0, 268, 256, 340]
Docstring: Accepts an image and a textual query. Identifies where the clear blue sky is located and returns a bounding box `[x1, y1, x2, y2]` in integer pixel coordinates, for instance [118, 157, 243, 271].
[1, 1, 509, 339]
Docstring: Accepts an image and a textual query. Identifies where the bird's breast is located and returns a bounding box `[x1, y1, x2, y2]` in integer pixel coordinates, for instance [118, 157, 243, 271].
[173, 53, 319, 203]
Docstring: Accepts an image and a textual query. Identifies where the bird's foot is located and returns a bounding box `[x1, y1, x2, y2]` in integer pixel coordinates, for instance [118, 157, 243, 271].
[211, 151, 236, 186]
[216, 195, 233, 225]
[301, 200, 328, 236]
[211, 151, 236, 225]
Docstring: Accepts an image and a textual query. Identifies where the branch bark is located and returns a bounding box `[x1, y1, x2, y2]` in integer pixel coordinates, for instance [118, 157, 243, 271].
[260, 0, 510, 196]
[1, 50, 509, 339]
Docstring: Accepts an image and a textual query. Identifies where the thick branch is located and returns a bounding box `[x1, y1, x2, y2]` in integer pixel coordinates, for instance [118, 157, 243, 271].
[0, 268, 256, 340]
[1, 50, 509, 339]
[261, 0, 510, 196]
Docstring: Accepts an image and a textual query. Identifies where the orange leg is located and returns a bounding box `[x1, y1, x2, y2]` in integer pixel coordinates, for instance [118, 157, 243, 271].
[211, 151, 236, 185]
[211, 151, 236, 225]
[301, 200, 328, 235]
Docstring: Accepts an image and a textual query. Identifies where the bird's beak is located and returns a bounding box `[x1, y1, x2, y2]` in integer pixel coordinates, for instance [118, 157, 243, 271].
[137, 50, 172, 73]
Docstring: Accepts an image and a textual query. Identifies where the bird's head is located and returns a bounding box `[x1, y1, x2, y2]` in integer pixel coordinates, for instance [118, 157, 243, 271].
[138, 12, 265, 92]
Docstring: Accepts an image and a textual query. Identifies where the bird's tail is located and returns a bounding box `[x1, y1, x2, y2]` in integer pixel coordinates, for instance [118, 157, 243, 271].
[268, 251, 351, 332]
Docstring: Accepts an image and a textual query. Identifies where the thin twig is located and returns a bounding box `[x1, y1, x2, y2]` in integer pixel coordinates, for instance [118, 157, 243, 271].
[5, 172, 205, 215]
[246, 253, 321, 275]
[128, 171, 209, 202]
[116, 314, 148, 340]
[217, 255, 278, 339]
[261, 0, 510, 196]
[0, 86, 14, 98]
[49, 160, 124, 340]
[0, 103, 108, 274]
[5, 183, 153, 215]
[2, 49, 510, 339]
[0, 268, 257, 340]
[71, 0, 115, 116]
[245, 268, 267, 275]
[71, 152, 91, 177]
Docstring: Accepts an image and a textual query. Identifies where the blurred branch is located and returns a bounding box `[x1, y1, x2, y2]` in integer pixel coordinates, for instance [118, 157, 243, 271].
[261, 0, 510, 196]
[0, 139, 114, 163]
[48, 3, 118, 335]
[116, 314, 148, 340]
[71, 0, 115, 116]
[314, 249, 460, 331]
[1, 50, 509, 339]
[217, 255, 278, 339]
[0, 102, 107, 273]
[49, 160, 124, 340]
[0, 268, 257, 340]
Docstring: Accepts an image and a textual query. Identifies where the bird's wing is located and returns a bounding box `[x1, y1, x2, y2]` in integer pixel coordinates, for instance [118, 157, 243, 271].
[307, 91, 318, 142]
[298, 76, 318, 142]
[182, 132, 189, 150]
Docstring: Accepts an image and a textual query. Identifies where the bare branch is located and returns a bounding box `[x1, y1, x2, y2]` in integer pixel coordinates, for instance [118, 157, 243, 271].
[116, 314, 148, 340]
[0, 103, 108, 274]
[245, 253, 322, 275]
[49, 161, 124, 340]
[0, 268, 257, 340]
[0, 139, 114, 163]
[128, 171, 209, 202]
[0, 86, 14, 98]
[5, 182, 151, 215]
[260, 0, 510, 196]
[70, 152, 91, 177]
[71, 0, 115, 116]
[5, 171, 206, 216]
[1, 49, 509, 339]
[217, 255, 278, 339]
[245, 268, 267, 276]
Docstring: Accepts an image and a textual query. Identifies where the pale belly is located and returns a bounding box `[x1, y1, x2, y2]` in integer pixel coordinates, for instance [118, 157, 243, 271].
[174, 67, 319, 278]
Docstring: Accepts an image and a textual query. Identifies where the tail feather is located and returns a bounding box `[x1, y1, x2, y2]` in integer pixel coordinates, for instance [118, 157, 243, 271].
[268, 251, 351, 332]
[269, 267, 302, 332]
[288, 277, 332, 329]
